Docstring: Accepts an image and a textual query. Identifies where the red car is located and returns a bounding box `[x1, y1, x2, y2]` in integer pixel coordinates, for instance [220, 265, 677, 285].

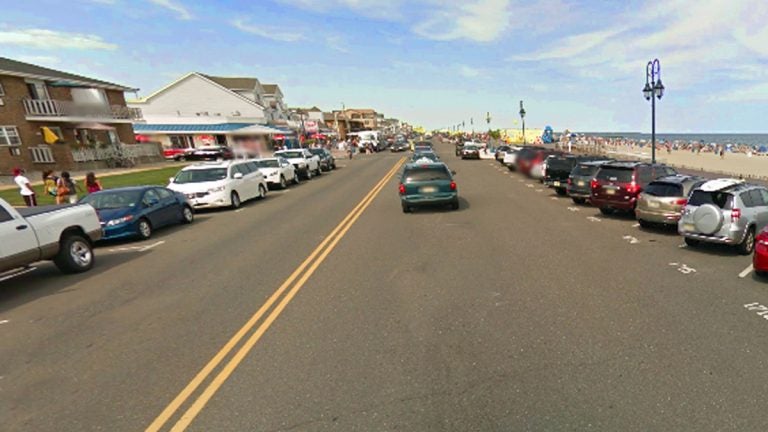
[517, 148, 560, 177]
[590, 162, 677, 214]
[163, 148, 189, 159]
[754, 227, 768, 277]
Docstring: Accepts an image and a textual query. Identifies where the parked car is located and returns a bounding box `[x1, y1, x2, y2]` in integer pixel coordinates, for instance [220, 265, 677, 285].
[754, 227, 768, 277]
[81, 186, 194, 241]
[545, 155, 579, 195]
[252, 157, 299, 189]
[391, 142, 409, 152]
[502, 147, 521, 169]
[518, 149, 561, 177]
[461, 144, 481, 159]
[308, 148, 336, 171]
[163, 147, 189, 160]
[168, 160, 268, 209]
[274, 149, 321, 179]
[590, 162, 677, 214]
[399, 162, 459, 213]
[567, 159, 613, 204]
[173, 146, 234, 162]
[679, 179, 768, 254]
[0, 198, 102, 277]
[635, 175, 705, 228]
[495, 145, 513, 162]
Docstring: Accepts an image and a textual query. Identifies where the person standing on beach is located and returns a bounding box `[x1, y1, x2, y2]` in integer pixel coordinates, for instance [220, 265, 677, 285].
[13, 168, 37, 207]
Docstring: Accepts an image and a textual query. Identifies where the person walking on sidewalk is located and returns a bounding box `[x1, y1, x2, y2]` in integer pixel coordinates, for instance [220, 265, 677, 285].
[13, 168, 37, 207]
[85, 172, 102, 194]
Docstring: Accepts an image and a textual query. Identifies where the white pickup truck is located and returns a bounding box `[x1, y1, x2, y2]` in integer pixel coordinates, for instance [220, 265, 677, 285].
[273, 149, 321, 180]
[0, 198, 102, 279]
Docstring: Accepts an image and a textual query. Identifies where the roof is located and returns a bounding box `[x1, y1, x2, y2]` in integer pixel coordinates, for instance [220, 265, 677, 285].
[348, 108, 376, 113]
[602, 161, 644, 168]
[0, 56, 136, 91]
[133, 123, 255, 133]
[652, 175, 703, 184]
[262, 84, 280, 94]
[201, 74, 257, 90]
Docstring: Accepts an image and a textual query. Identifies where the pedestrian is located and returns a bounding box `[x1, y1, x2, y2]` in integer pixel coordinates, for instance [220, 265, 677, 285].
[13, 167, 37, 207]
[56, 171, 79, 204]
[85, 172, 102, 193]
[43, 170, 58, 198]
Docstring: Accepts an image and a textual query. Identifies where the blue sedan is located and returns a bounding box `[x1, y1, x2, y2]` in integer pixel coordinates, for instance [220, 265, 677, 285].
[80, 186, 194, 241]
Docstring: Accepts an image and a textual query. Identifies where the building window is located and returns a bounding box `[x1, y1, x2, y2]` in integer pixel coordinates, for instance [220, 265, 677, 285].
[8, 147, 21, 157]
[0, 126, 22, 146]
[30, 146, 55, 163]
[0, 81, 5, 97]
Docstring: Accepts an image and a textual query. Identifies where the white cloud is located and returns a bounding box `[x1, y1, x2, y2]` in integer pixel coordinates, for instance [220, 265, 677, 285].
[325, 34, 349, 52]
[147, 0, 193, 20]
[458, 65, 482, 77]
[232, 19, 305, 42]
[715, 82, 768, 102]
[16, 55, 61, 66]
[413, 0, 512, 42]
[278, 0, 403, 19]
[0, 28, 117, 50]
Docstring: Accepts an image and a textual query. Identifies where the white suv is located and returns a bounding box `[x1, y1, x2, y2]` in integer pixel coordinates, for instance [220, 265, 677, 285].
[168, 160, 268, 209]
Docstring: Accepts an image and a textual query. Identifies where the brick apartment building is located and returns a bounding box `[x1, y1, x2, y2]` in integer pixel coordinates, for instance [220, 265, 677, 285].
[0, 57, 143, 175]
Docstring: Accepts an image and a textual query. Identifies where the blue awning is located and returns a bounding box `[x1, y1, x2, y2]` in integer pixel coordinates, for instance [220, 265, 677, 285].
[133, 123, 256, 133]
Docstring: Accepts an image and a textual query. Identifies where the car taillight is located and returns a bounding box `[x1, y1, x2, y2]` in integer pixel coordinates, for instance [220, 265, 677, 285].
[398, 183, 405, 195]
[675, 198, 688, 205]
[450, 181, 457, 190]
[590, 179, 598, 190]
[731, 208, 741, 222]
[567, 178, 572, 185]
[626, 181, 640, 194]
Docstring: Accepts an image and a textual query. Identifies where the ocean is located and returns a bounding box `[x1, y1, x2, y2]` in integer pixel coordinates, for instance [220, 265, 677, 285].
[582, 133, 768, 148]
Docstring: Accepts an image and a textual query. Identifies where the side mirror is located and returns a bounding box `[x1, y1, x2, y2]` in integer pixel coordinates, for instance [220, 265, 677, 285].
[168, 177, 175, 183]
[233, 172, 244, 180]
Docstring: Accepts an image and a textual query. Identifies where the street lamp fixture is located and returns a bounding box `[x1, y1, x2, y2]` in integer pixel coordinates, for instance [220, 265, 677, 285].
[643, 58, 664, 164]
[519, 100, 526, 144]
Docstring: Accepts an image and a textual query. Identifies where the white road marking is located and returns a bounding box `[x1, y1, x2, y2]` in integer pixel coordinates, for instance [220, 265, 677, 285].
[550, 197, 558, 200]
[138, 241, 165, 252]
[0, 319, 9, 325]
[535, 189, 544, 193]
[587, 216, 601, 222]
[526, 184, 534, 188]
[739, 264, 754, 279]
[622, 235, 640, 244]
[678, 244, 687, 248]
[234, 208, 245, 213]
[669, 262, 696, 274]
[633, 223, 640, 228]
[567, 207, 580, 212]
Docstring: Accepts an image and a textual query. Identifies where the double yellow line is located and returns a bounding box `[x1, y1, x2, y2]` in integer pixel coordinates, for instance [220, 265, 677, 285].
[146, 157, 406, 432]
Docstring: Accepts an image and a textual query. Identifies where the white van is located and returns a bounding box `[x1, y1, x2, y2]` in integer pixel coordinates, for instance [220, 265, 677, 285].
[168, 160, 268, 209]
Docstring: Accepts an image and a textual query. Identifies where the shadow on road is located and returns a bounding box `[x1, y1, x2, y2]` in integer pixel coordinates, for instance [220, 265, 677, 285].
[408, 197, 470, 214]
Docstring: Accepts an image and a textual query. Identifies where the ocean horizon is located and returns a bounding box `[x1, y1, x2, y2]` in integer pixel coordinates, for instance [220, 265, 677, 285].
[581, 132, 768, 147]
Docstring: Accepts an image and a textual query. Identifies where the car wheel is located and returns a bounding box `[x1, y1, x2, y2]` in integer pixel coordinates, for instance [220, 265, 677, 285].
[555, 188, 567, 196]
[599, 207, 613, 215]
[181, 205, 194, 224]
[738, 226, 756, 255]
[53, 234, 94, 274]
[293, 173, 301, 185]
[638, 219, 651, 229]
[402, 203, 411, 213]
[331, 162, 337, 170]
[572, 197, 586, 205]
[279, 175, 287, 189]
[258, 184, 267, 200]
[230, 191, 241, 209]
[305, 169, 312, 180]
[137, 218, 153, 240]
[684, 237, 700, 247]
[756, 270, 768, 278]
[315, 166, 322, 176]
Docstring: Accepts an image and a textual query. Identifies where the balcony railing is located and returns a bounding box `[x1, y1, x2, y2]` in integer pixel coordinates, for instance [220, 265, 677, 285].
[23, 98, 143, 121]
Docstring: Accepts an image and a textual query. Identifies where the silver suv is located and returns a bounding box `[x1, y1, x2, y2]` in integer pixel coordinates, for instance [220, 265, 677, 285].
[678, 179, 768, 254]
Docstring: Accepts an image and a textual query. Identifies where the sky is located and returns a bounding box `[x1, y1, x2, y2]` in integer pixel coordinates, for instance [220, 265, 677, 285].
[2, 0, 768, 132]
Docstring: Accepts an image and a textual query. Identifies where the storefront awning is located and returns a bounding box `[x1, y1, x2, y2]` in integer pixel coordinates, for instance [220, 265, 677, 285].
[229, 124, 290, 135]
[75, 122, 115, 130]
[132, 123, 255, 134]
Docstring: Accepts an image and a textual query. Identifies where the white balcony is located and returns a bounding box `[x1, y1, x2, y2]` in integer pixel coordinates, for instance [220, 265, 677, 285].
[23, 98, 143, 122]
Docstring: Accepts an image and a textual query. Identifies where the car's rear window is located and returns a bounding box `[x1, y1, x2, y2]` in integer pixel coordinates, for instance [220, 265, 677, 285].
[547, 158, 576, 170]
[596, 167, 633, 182]
[572, 164, 599, 176]
[403, 167, 451, 183]
[688, 190, 734, 209]
[644, 182, 683, 197]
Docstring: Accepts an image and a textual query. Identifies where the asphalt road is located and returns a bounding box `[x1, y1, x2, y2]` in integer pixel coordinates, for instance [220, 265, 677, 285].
[3, 142, 768, 431]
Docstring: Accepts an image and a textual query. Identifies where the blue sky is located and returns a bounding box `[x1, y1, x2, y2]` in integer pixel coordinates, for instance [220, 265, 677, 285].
[2, 0, 768, 132]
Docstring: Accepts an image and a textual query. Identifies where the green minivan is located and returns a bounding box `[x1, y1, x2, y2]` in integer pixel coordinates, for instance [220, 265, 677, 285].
[398, 162, 459, 213]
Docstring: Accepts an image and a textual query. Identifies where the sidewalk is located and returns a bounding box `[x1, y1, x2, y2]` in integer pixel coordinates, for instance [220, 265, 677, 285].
[0, 161, 186, 191]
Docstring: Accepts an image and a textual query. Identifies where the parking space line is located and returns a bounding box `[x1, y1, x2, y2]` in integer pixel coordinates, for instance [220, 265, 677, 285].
[739, 264, 754, 278]
[138, 241, 165, 252]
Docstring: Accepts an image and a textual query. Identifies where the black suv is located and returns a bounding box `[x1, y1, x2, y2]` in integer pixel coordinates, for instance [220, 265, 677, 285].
[544, 155, 599, 195]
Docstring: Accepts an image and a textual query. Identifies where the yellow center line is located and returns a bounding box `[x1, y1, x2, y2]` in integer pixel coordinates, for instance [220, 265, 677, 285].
[146, 157, 405, 432]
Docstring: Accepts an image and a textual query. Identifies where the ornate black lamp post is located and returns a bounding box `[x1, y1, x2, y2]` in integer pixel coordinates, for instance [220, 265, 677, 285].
[643, 59, 665, 164]
[519, 100, 526, 144]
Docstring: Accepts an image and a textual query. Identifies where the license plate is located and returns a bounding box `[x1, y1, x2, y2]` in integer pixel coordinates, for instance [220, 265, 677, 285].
[553, 181, 560, 187]
[606, 189, 616, 195]
[577, 181, 585, 187]
[647, 201, 660, 208]
[420, 186, 437, 193]
[683, 223, 695, 232]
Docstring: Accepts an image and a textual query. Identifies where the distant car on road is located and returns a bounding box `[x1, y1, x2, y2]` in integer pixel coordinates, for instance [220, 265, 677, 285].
[679, 179, 768, 254]
[390, 142, 409, 152]
[252, 157, 299, 189]
[173, 146, 234, 162]
[495, 145, 513, 162]
[461, 144, 481, 159]
[308, 148, 336, 171]
[168, 161, 268, 209]
[81, 186, 194, 241]
[0, 197, 102, 276]
[590, 162, 677, 214]
[635, 175, 705, 228]
[412, 152, 440, 163]
[399, 162, 459, 213]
